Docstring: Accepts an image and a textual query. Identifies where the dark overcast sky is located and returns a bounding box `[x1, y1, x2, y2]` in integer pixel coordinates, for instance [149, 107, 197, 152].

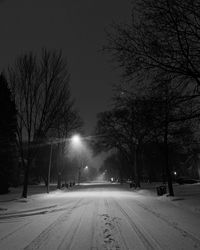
[0, 0, 131, 134]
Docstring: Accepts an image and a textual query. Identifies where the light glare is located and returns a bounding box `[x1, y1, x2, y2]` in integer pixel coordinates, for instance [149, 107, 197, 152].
[71, 134, 81, 144]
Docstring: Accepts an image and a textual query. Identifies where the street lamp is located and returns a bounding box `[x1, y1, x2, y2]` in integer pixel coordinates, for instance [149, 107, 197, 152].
[83, 165, 89, 182]
[46, 134, 83, 193]
[71, 134, 84, 185]
[71, 134, 82, 148]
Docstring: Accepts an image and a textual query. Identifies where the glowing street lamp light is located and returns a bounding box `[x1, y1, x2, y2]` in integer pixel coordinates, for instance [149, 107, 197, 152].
[71, 134, 82, 148]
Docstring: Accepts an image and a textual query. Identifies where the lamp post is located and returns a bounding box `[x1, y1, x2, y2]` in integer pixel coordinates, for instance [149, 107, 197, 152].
[46, 134, 83, 193]
[78, 165, 81, 184]
[46, 137, 62, 193]
[77, 154, 83, 185]
[71, 134, 83, 185]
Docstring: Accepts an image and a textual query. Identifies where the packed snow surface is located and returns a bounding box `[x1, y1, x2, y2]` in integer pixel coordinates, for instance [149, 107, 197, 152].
[0, 182, 200, 250]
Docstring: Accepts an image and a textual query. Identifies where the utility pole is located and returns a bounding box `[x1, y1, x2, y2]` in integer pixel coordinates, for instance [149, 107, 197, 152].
[78, 166, 81, 185]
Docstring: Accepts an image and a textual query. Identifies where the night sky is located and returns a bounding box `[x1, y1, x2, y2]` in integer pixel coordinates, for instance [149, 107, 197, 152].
[0, 0, 131, 133]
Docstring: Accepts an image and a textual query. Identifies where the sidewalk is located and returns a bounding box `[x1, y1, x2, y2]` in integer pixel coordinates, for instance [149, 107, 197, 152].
[0, 184, 59, 202]
[129, 182, 200, 214]
[0, 184, 61, 214]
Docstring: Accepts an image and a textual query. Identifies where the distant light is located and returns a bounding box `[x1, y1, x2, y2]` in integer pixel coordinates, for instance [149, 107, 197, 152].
[103, 170, 107, 175]
[85, 166, 88, 170]
[174, 171, 177, 175]
[111, 177, 114, 182]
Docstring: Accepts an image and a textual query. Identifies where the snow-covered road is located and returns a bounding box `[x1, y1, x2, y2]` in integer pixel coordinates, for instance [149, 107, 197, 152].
[0, 183, 200, 250]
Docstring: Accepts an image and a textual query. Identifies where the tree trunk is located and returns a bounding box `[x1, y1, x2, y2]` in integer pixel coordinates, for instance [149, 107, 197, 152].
[42, 176, 48, 187]
[164, 121, 174, 196]
[163, 80, 174, 196]
[137, 145, 141, 187]
[0, 174, 9, 194]
[22, 160, 29, 198]
[57, 172, 61, 189]
[133, 144, 140, 188]
[119, 166, 123, 184]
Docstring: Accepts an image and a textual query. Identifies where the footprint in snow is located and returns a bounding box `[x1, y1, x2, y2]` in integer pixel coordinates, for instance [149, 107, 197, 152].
[104, 228, 109, 233]
[104, 237, 114, 243]
[101, 214, 109, 217]
[105, 234, 112, 238]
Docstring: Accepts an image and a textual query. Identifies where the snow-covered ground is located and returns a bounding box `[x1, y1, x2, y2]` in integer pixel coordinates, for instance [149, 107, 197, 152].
[0, 182, 200, 250]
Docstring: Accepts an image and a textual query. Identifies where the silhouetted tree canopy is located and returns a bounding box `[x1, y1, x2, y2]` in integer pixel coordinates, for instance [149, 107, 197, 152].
[0, 74, 18, 194]
[104, 0, 200, 89]
[102, 0, 200, 195]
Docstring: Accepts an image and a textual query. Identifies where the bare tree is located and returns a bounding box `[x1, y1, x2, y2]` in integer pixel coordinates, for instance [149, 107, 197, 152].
[96, 75, 199, 194]
[95, 94, 157, 187]
[8, 48, 79, 198]
[104, 0, 200, 90]
[103, 0, 200, 195]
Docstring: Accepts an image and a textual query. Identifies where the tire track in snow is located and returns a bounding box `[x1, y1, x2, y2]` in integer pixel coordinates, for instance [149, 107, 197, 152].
[105, 198, 129, 250]
[57, 199, 98, 250]
[57, 204, 87, 250]
[130, 199, 200, 248]
[113, 199, 162, 250]
[90, 199, 99, 250]
[0, 221, 31, 242]
[24, 198, 83, 250]
[0, 200, 78, 220]
[0, 205, 57, 218]
[0, 208, 56, 219]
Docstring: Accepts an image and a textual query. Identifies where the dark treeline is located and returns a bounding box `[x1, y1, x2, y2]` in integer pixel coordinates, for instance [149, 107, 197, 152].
[95, 0, 200, 195]
[0, 48, 83, 196]
[0, 74, 18, 194]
